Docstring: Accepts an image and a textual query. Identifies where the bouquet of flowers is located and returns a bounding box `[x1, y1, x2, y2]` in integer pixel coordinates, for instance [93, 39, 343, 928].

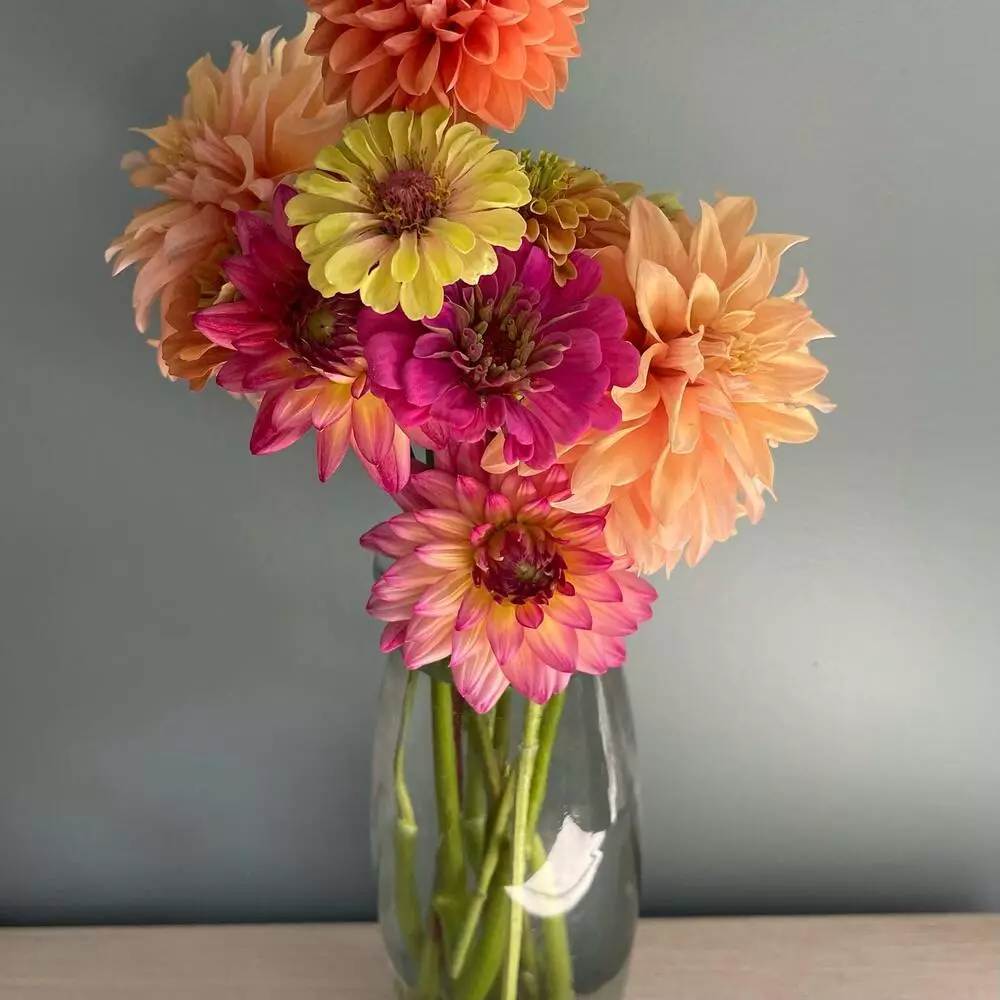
[108, 6, 832, 999]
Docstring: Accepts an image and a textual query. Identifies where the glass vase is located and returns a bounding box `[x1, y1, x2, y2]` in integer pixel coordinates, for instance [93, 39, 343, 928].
[371, 651, 641, 1000]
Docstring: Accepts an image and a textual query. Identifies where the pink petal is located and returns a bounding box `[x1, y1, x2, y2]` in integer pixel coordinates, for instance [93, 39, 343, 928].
[250, 390, 312, 455]
[413, 509, 475, 540]
[515, 603, 544, 629]
[572, 572, 624, 604]
[316, 417, 352, 482]
[456, 585, 492, 631]
[525, 617, 579, 673]
[351, 392, 396, 466]
[414, 570, 471, 616]
[500, 646, 571, 705]
[403, 614, 454, 668]
[486, 604, 523, 666]
[414, 541, 473, 570]
[546, 593, 593, 629]
[451, 624, 509, 714]
[380, 620, 408, 653]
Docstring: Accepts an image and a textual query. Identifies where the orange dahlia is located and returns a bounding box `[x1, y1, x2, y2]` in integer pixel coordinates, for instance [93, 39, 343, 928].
[106, 18, 349, 388]
[555, 196, 834, 574]
[303, 0, 588, 132]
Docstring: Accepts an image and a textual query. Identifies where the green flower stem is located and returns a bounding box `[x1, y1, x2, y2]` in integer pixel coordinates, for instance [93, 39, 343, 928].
[430, 678, 467, 960]
[394, 671, 423, 963]
[469, 708, 503, 803]
[450, 764, 516, 980]
[520, 913, 539, 1000]
[493, 690, 512, 763]
[452, 845, 512, 1000]
[527, 693, 565, 833]
[527, 694, 574, 1000]
[502, 701, 544, 1000]
[530, 836, 574, 1000]
[414, 913, 442, 1000]
[462, 719, 489, 874]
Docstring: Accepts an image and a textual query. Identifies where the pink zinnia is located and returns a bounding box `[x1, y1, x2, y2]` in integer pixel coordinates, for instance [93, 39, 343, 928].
[361, 445, 656, 713]
[194, 189, 410, 490]
[359, 241, 638, 472]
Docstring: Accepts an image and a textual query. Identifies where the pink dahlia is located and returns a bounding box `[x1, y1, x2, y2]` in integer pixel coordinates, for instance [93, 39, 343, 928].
[194, 189, 410, 490]
[359, 241, 638, 472]
[361, 445, 656, 713]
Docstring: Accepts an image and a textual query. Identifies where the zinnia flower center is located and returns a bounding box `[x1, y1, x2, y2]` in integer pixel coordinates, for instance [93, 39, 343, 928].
[287, 293, 365, 380]
[473, 524, 572, 605]
[373, 170, 447, 236]
[446, 282, 562, 396]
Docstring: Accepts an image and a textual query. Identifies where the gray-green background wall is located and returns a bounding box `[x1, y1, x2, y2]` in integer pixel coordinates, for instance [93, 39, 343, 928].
[2, 0, 998, 923]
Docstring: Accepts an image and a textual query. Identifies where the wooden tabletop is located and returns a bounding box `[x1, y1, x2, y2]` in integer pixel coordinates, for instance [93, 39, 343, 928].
[1, 917, 997, 999]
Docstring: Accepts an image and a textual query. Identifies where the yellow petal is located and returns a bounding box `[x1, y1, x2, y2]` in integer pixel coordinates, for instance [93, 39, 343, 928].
[391, 231, 420, 283]
[315, 211, 378, 246]
[449, 181, 529, 214]
[296, 173, 369, 209]
[452, 209, 526, 251]
[306, 246, 337, 295]
[325, 237, 392, 293]
[421, 234, 464, 286]
[286, 192, 344, 226]
[400, 253, 445, 321]
[361, 259, 402, 314]
[314, 145, 368, 187]
[428, 217, 476, 254]
[458, 239, 499, 284]
[388, 111, 414, 167]
[342, 122, 388, 178]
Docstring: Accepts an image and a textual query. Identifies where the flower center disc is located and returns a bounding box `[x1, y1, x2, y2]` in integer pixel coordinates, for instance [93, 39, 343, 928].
[474, 525, 568, 605]
[375, 170, 446, 235]
[290, 295, 364, 378]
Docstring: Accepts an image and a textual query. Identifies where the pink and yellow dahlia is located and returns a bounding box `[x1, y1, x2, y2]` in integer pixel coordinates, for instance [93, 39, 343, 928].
[106, 18, 349, 387]
[362, 445, 656, 712]
[557, 196, 834, 573]
[359, 240, 638, 470]
[194, 189, 410, 491]
[287, 107, 531, 322]
[304, 0, 588, 132]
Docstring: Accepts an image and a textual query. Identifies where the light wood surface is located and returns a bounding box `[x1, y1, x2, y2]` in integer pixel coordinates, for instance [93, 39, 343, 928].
[0, 917, 997, 999]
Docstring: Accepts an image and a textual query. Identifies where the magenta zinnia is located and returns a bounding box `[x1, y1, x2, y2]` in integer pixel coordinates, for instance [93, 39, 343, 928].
[194, 189, 410, 490]
[361, 446, 656, 713]
[359, 241, 638, 472]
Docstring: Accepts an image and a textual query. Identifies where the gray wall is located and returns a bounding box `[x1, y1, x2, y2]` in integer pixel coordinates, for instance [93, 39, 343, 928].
[1, 0, 998, 924]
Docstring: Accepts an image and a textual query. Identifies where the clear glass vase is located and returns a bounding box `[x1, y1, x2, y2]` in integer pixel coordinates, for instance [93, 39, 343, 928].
[371, 652, 641, 1000]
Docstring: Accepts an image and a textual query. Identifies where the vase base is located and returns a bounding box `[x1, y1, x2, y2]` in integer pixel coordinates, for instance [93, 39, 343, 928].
[392, 962, 631, 1000]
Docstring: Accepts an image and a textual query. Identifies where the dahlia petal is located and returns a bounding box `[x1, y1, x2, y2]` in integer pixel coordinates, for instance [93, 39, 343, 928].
[525, 617, 578, 673]
[316, 415, 353, 482]
[515, 603, 545, 629]
[500, 646, 571, 705]
[250, 389, 313, 455]
[415, 541, 474, 570]
[485, 603, 523, 666]
[571, 570, 623, 603]
[485, 491, 514, 524]
[546, 592, 594, 630]
[691, 201, 729, 286]
[635, 259, 689, 342]
[451, 623, 510, 714]
[380, 620, 408, 654]
[351, 391, 397, 466]
[687, 273, 721, 331]
[575, 631, 626, 676]
[404, 613, 454, 668]
[627, 198, 695, 290]
[311, 383, 354, 430]
[456, 585, 493, 632]
[413, 570, 471, 617]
